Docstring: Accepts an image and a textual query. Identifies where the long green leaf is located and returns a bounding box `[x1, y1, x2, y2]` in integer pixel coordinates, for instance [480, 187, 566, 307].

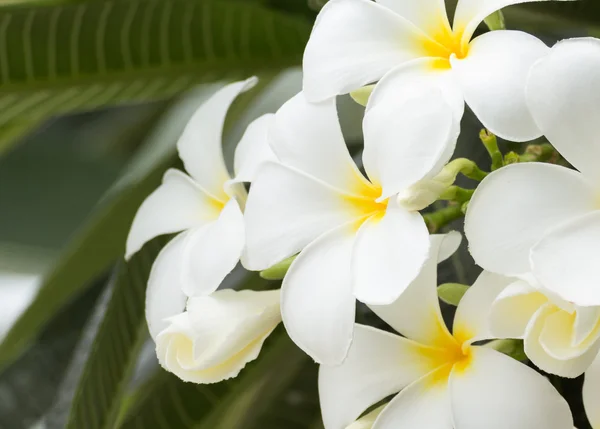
[0, 0, 310, 154]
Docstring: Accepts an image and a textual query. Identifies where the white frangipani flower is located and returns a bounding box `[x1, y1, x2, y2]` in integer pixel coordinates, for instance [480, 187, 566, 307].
[465, 38, 600, 307]
[488, 275, 600, 378]
[302, 0, 571, 141]
[244, 89, 460, 364]
[126, 78, 280, 383]
[318, 235, 573, 429]
[583, 354, 600, 429]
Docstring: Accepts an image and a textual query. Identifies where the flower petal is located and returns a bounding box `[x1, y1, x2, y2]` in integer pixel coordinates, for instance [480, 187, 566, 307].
[231, 113, 277, 184]
[532, 211, 600, 306]
[524, 304, 600, 378]
[345, 406, 385, 429]
[450, 30, 548, 142]
[177, 78, 257, 201]
[574, 307, 600, 347]
[367, 57, 465, 121]
[302, 0, 431, 101]
[453, 0, 572, 44]
[465, 163, 596, 276]
[270, 92, 372, 196]
[125, 169, 222, 260]
[450, 346, 573, 429]
[372, 367, 453, 429]
[180, 199, 245, 297]
[376, 0, 450, 38]
[146, 233, 189, 340]
[368, 233, 457, 349]
[156, 289, 281, 384]
[319, 325, 438, 429]
[243, 162, 360, 271]
[281, 221, 357, 365]
[489, 279, 547, 339]
[538, 309, 600, 361]
[453, 271, 513, 344]
[584, 355, 600, 429]
[527, 38, 600, 182]
[362, 88, 460, 199]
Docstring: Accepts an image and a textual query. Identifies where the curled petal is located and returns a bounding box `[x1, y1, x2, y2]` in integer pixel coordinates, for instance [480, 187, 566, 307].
[125, 169, 222, 260]
[376, 0, 450, 38]
[450, 347, 573, 429]
[156, 289, 281, 384]
[231, 113, 277, 184]
[451, 30, 548, 142]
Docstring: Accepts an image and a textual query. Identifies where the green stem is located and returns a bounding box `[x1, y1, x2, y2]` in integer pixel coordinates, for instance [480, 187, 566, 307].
[424, 204, 464, 233]
[443, 158, 488, 182]
[439, 186, 474, 203]
[480, 129, 503, 171]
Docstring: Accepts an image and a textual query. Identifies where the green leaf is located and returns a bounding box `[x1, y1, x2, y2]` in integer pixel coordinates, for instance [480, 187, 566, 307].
[0, 0, 310, 154]
[118, 328, 309, 429]
[260, 255, 297, 280]
[437, 283, 470, 306]
[486, 339, 527, 362]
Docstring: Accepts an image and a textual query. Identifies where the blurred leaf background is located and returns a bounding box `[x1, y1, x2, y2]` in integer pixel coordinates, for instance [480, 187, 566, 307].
[0, 0, 597, 428]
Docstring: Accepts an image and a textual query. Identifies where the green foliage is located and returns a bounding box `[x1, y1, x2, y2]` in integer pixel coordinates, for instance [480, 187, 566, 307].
[437, 283, 470, 306]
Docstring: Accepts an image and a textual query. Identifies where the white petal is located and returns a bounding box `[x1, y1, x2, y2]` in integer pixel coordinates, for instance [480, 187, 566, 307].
[362, 88, 460, 199]
[367, 57, 465, 121]
[125, 169, 222, 260]
[584, 355, 600, 429]
[281, 222, 357, 365]
[453, 0, 571, 44]
[437, 231, 463, 263]
[489, 279, 547, 339]
[524, 304, 600, 378]
[532, 211, 600, 306]
[538, 309, 600, 361]
[453, 271, 513, 344]
[177, 78, 257, 201]
[302, 0, 431, 101]
[353, 203, 429, 305]
[146, 233, 189, 340]
[450, 346, 573, 429]
[527, 38, 600, 182]
[319, 325, 438, 429]
[368, 234, 457, 349]
[373, 367, 453, 429]
[574, 307, 600, 346]
[451, 30, 548, 142]
[180, 199, 245, 297]
[345, 406, 385, 429]
[156, 289, 281, 384]
[231, 113, 277, 183]
[270, 92, 373, 196]
[376, 0, 450, 38]
[243, 162, 361, 271]
[465, 163, 596, 276]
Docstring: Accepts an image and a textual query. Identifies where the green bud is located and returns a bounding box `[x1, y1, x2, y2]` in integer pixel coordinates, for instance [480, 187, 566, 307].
[485, 339, 527, 362]
[259, 255, 297, 280]
[437, 283, 470, 306]
[504, 151, 520, 165]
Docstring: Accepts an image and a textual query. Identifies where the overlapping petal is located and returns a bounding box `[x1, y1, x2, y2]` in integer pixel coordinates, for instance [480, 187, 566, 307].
[373, 367, 453, 429]
[281, 222, 357, 365]
[451, 30, 547, 141]
[352, 203, 429, 305]
[231, 113, 277, 184]
[527, 37, 600, 182]
[376, 0, 450, 38]
[532, 212, 600, 306]
[125, 169, 222, 260]
[243, 162, 363, 271]
[319, 325, 436, 429]
[584, 355, 600, 429]
[465, 163, 597, 276]
[450, 347, 573, 429]
[302, 0, 430, 101]
[177, 78, 257, 201]
[362, 89, 460, 199]
[180, 199, 245, 297]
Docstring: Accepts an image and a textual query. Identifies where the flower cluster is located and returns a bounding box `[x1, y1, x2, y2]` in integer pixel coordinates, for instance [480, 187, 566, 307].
[127, 0, 600, 428]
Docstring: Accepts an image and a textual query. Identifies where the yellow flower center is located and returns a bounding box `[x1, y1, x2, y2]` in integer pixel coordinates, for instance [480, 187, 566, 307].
[343, 181, 389, 230]
[419, 19, 470, 70]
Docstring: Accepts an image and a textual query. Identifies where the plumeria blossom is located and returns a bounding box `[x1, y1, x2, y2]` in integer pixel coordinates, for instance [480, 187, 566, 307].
[126, 78, 281, 383]
[465, 38, 600, 307]
[302, 0, 573, 141]
[244, 89, 460, 365]
[488, 275, 600, 378]
[583, 354, 600, 429]
[318, 234, 573, 429]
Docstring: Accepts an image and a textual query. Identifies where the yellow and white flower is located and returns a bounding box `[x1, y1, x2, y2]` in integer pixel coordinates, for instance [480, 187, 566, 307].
[465, 38, 600, 307]
[318, 235, 573, 429]
[126, 78, 281, 383]
[243, 90, 460, 364]
[303, 0, 573, 141]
